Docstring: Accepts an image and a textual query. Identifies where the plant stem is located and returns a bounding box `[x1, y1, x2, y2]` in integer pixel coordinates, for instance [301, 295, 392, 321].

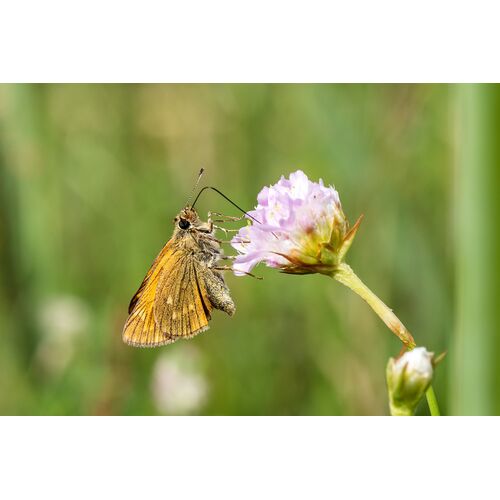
[333, 263, 416, 349]
[333, 262, 440, 416]
[425, 386, 441, 416]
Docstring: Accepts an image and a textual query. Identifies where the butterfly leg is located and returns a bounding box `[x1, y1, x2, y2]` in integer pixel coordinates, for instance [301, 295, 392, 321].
[219, 254, 261, 268]
[206, 235, 250, 245]
[208, 211, 246, 223]
[212, 225, 241, 239]
[210, 265, 263, 280]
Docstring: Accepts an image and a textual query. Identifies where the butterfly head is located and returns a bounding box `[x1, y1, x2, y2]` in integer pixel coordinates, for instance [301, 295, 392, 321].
[173, 206, 212, 235]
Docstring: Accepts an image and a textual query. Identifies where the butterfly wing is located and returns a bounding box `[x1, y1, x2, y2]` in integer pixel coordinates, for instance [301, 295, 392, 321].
[122, 241, 213, 347]
[127, 239, 172, 315]
[154, 257, 213, 340]
[123, 240, 177, 347]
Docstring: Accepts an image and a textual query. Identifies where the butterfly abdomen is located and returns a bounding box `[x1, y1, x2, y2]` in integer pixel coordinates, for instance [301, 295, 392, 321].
[202, 269, 236, 316]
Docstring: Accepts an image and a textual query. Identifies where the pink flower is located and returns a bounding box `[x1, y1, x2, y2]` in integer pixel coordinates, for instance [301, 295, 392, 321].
[231, 170, 361, 275]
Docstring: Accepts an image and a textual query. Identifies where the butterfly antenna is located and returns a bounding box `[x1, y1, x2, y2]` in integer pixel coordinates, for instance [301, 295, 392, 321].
[191, 186, 261, 225]
[185, 168, 205, 207]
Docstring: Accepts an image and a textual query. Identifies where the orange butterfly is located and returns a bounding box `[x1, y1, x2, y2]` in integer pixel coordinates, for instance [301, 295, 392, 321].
[123, 205, 236, 348]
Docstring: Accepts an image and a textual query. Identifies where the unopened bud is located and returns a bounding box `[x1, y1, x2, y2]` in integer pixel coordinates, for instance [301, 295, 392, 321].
[386, 347, 434, 416]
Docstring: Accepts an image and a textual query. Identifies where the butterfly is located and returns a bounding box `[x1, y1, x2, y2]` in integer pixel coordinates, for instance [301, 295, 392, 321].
[122, 205, 235, 347]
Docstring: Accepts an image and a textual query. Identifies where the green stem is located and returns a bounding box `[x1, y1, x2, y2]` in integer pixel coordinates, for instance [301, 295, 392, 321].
[333, 262, 440, 416]
[425, 386, 441, 416]
[333, 263, 416, 349]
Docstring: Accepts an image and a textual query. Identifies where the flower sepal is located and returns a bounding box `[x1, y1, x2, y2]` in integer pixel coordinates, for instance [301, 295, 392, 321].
[337, 214, 364, 262]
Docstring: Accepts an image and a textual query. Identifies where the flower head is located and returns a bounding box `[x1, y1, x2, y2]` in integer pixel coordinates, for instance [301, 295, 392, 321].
[386, 347, 435, 416]
[231, 170, 360, 275]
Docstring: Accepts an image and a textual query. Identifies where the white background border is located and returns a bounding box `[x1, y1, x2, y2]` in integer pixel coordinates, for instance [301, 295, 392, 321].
[1, 0, 499, 497]
[1, 417, 498, 499]
[1, 0, 499, 82]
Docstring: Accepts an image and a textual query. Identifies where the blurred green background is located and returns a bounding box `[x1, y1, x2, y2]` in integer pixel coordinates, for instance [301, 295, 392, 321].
[0, 84, 498, 415]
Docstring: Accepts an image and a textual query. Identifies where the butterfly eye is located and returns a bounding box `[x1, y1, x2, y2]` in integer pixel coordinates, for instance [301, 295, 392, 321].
[178, 218, 191, 230]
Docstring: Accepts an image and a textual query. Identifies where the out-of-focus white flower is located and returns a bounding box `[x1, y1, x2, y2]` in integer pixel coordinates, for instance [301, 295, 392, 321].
[151, 347, 208, 415]
[231, 170, 360, 276]
[386, 347, 434, 416]
[38, 295, 90, 340]
[36, 295, 90, 375]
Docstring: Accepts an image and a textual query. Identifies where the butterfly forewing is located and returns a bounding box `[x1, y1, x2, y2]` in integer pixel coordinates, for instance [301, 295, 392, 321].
[123, 240, 178, 346]
[123, 240, 213, 347]
[127, 240, 173, 314]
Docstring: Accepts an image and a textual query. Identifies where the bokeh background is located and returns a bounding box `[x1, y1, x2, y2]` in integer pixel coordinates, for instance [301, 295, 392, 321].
[0, 84, 498, 415]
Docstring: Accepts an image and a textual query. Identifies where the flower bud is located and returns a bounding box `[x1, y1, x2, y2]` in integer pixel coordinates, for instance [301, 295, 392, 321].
[386, 347, 434, 416]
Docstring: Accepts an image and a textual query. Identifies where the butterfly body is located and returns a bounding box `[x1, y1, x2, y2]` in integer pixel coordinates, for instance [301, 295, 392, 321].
[123, 206, 235, 347]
